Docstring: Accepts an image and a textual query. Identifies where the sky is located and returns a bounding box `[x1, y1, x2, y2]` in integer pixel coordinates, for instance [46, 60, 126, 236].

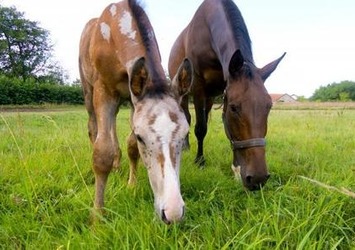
[1, 0, 355, 97]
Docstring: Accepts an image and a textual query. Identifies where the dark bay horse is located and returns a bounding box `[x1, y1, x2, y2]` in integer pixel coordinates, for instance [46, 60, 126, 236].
[168, 0, 285, 190]
[79, 0, 193, 223]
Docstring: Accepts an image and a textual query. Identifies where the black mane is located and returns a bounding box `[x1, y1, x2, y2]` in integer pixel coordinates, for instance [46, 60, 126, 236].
[221, 0, 254, 64]
[128, 0, 168, 96]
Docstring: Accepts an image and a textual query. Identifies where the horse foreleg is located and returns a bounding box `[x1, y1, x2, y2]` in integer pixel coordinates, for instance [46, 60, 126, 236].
[181, 95, 191, 150]
[92, 142, 113, 218]
[193, 96, 214, 167]
[111, 107, 121, 172]
[81, 80, 97, 144]
[91, 83, 120, 218]
[193, 99, 207, 167]
[127, 131, 139, 186]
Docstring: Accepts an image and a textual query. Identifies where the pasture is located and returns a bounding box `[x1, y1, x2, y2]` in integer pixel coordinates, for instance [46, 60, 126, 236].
[1, 103, 355, 249]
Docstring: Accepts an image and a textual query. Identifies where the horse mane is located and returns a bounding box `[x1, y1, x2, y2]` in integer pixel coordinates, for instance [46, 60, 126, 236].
[221, 0, 254, 65]
[128, 0, 168, 97]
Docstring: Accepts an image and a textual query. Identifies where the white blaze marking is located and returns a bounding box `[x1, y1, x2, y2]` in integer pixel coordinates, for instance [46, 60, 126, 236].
[119, 11, 136, 40]
[100, 22, 111, 41]
[152, 112, 176, 143]
[110, 5, 117, 17]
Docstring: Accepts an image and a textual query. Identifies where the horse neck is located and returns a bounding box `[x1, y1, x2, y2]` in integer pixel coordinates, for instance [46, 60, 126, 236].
[207, 3, 254, 76]
[127, 0, 166, 82]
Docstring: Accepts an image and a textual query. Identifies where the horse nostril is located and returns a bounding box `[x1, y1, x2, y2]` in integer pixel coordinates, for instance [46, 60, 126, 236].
[245, 175, 262, 191]
[161, 207, 185, 224]
[161, 209, 171, 225]
[246, 174, 270, 187]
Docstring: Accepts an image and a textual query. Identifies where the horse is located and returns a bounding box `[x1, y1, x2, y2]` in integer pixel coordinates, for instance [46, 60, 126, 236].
[79, 0, 193, 224]
[168, 0, 285, 190]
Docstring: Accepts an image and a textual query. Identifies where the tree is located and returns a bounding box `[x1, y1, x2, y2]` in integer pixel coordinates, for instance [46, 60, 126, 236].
[0, 5, 66, 83]
[310, 81, 355, 101]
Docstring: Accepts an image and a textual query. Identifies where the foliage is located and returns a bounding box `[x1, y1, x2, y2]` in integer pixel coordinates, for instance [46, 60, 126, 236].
[295, 95, 308, 102]
[310, 80, 355, 101]
[0, 75, 83, 105]
[0, 5, 67, 83]
[0, 107, 354, 249]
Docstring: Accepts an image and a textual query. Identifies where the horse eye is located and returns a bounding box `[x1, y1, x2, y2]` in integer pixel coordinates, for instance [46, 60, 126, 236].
[136, 134, 145, 145]
[230, 104, 241, 113]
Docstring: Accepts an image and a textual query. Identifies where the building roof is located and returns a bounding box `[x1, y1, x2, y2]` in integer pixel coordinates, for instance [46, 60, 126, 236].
[269, 93, 297, 103]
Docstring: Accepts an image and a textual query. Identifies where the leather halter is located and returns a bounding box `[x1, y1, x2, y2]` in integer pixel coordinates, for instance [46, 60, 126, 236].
[222, 92, 266, 151]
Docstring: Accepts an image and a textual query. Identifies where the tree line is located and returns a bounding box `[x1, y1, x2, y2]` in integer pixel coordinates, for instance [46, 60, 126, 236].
[0, 4, 82, 105]
[310, 81, 355, 102]
[0, 5, 68, 83]
[0, 75, 83, 105]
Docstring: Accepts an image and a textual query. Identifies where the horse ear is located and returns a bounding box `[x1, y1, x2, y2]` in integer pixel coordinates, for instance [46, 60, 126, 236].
[129, 57, 148, 102]
[171, 58, 193, 99]
[259, 52, 286, 81]
[228, 49, 244, 76]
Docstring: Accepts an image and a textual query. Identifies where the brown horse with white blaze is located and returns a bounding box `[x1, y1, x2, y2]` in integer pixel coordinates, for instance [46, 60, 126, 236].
[79, 0, 193, 224]
[168, 0, 285, 190]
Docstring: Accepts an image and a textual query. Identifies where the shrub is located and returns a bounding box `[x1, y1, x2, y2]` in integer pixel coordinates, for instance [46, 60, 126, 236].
[0, 76, 84, 105]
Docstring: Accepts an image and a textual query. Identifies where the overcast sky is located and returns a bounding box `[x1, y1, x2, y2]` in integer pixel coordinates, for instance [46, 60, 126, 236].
[1, 0, 355, 97]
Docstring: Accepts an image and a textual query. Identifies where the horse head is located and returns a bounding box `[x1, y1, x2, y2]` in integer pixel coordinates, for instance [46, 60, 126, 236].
[129, 57, 193, 223]
[223, 49, 285, 190]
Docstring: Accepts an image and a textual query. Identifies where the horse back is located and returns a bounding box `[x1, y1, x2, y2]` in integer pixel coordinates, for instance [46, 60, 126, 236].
[79, 18, 98, 89]
[79, 1, 148, 98]
[169, 0, 230, 96]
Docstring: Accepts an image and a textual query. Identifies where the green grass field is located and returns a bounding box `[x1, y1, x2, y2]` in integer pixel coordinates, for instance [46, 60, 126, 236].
[1, 104, 355, 249]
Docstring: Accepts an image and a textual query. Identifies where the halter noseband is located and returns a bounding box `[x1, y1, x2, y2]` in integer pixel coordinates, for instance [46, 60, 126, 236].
[222, 91, 266, 151]
[230, 138, 266, 150]
[223, 114, 266, 150]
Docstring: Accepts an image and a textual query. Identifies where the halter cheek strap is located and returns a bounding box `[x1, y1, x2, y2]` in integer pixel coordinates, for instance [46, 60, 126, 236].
[222, 107, 266, 151]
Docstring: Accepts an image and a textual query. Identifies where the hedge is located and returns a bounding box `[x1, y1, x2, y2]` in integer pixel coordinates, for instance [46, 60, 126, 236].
[0, 76, 84, 105]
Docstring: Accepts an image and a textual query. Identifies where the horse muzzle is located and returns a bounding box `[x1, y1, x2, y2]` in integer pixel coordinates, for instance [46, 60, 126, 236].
[244, 172, 270, 190]
[161, 205, 185, 224]
[155, 184, 185, 224]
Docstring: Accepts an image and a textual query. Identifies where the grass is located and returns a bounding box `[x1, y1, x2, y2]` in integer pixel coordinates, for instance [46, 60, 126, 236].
[0, 104, 355, 249]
